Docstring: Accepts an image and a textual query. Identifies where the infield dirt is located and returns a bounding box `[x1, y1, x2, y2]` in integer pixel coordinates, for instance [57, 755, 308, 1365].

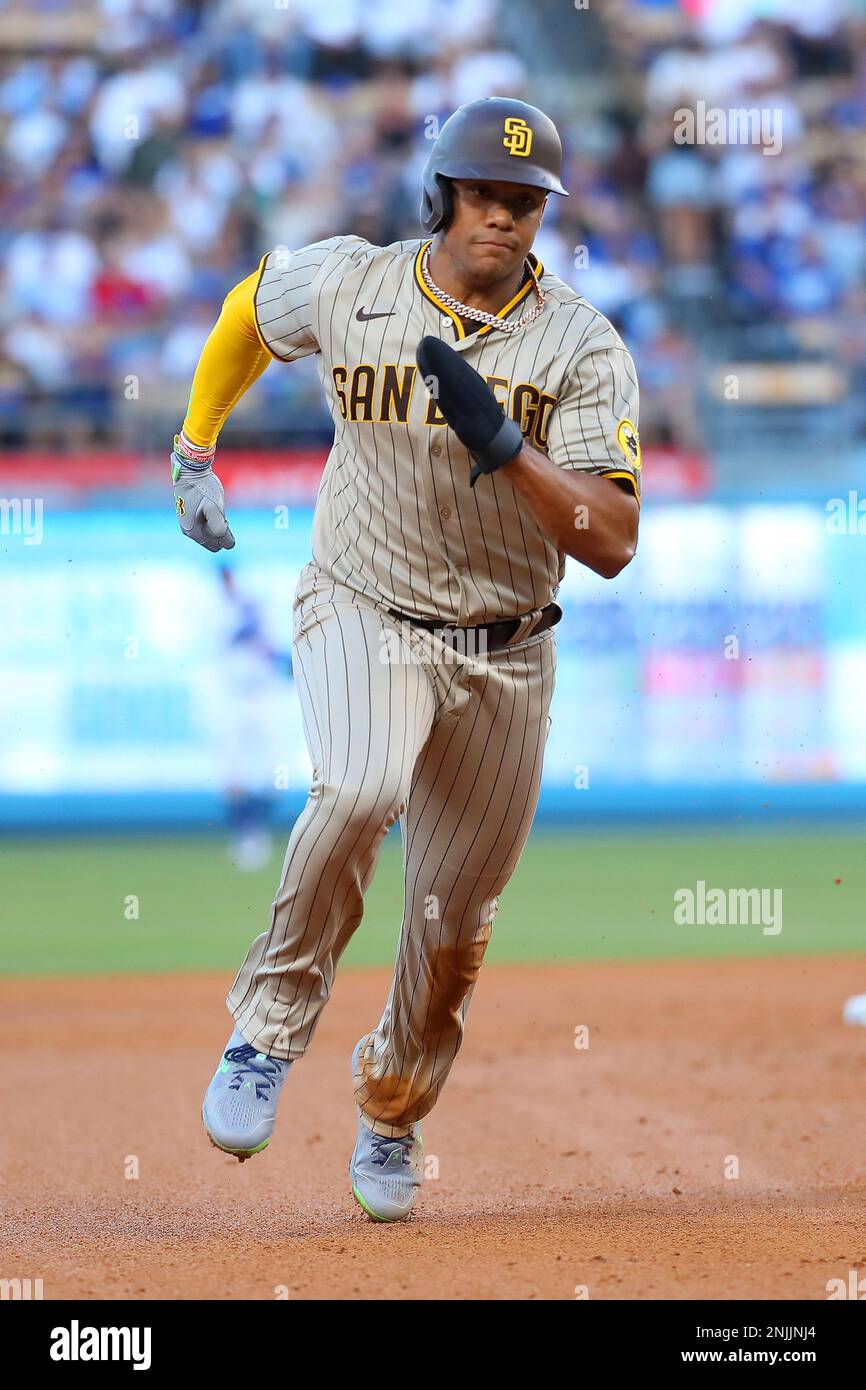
[2, 959, 864, 1300]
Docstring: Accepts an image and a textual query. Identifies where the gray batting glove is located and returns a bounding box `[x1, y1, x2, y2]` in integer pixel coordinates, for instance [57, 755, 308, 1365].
[171, 438, 235, 552]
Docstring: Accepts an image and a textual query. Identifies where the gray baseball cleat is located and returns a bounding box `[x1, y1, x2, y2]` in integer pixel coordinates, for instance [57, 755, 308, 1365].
[349, 1041, 423, 1221]
[202, 1027, 293, 1160]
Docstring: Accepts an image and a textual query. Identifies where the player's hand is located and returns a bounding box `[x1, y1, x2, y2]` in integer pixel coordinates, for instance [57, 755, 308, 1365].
[416, 336, 524, 487]
[171, 437, 236, 552]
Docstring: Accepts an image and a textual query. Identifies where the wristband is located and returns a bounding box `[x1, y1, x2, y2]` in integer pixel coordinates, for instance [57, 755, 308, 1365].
[173, 430, 215, 471]
[469, 418, 524, 487]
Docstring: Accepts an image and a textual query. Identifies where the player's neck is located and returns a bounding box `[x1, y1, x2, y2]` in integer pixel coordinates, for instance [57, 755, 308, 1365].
[428, 240, 527, 317]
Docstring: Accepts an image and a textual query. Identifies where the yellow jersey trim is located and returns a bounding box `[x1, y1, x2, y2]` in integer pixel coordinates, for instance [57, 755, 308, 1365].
[477, 252, 543, 337]
[414, 241, 466, 339]
[600, 469, 640, 503]
[414, 242, 545, 341]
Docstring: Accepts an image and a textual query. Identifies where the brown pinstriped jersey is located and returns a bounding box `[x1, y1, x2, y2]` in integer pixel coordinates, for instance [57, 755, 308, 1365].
[253, 235, 640, 624]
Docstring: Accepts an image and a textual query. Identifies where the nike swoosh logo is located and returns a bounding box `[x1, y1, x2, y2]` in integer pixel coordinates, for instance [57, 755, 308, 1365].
[356, 307, 395, 322]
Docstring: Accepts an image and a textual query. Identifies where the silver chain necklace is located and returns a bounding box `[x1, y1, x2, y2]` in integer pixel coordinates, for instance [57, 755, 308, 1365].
[421, 246, 546, 335]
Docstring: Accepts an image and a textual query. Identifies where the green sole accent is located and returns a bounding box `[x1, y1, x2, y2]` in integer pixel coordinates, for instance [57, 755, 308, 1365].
[202, 1107, 270, 1159]
[216, 1137, 269, 1158]
[351, 1185, 394, 1223]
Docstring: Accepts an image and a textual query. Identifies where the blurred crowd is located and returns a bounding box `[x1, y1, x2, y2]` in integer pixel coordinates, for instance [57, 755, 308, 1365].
[0, 0, 864, 451]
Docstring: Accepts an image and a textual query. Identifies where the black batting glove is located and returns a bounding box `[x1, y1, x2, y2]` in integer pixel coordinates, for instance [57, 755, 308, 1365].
[416, 336, 524, 487]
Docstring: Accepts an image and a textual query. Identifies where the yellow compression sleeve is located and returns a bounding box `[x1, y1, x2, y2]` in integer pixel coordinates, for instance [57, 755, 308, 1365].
[181, 261, 273, 450]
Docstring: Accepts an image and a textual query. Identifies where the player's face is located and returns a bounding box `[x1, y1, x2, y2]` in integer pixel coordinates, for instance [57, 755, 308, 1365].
[446, 179, 547, 282]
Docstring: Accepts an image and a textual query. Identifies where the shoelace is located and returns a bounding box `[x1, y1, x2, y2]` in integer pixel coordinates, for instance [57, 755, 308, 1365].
[225, 1043, 285, 1100]
[370, 1132, 414, 1167]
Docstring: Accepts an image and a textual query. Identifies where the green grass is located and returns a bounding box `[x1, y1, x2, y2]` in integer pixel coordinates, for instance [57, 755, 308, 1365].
[0, 828, 863, 976]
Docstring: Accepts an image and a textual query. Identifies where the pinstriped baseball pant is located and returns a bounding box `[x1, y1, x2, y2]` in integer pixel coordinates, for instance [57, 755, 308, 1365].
[227, 562, 556, 1136]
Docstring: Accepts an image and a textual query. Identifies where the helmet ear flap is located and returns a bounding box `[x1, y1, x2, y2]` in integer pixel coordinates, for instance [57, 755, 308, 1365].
[420, 163, 450, 234]
[438, 175, 454, 232]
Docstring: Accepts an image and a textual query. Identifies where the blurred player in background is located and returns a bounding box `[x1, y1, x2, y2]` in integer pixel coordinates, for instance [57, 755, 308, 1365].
[217, 565, 293, 872]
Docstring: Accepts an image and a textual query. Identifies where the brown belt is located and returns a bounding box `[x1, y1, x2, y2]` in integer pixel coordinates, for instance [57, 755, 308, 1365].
[386, 601, 562, 652]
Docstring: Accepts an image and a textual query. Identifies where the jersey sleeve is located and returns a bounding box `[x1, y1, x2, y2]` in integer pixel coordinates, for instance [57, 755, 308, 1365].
[545, 342, 642, 501]
[253, 235, 367, 362]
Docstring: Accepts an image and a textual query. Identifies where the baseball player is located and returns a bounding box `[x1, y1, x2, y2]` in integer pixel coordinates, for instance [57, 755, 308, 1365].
[176, 98, 641, 1221]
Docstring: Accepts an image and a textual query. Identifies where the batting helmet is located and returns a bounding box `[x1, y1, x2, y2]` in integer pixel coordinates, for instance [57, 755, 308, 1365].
[420, 98, 569, 235]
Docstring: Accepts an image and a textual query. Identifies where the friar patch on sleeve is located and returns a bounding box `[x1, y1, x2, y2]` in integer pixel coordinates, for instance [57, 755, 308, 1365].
[615, 417, 641, 470]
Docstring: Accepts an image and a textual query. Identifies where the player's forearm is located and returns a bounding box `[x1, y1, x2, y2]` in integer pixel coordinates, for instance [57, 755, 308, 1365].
[181, 268, 273, 451]
[502, 444, 638, 578]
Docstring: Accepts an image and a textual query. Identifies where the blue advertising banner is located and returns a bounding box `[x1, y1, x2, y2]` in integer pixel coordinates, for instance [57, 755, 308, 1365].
[1, 502, 863, 825]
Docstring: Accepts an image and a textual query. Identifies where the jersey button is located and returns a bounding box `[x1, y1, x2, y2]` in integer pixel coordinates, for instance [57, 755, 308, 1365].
[431, 444, 442, 457]
[440, 506, 451, 520]
[441, 315, 451, 326]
